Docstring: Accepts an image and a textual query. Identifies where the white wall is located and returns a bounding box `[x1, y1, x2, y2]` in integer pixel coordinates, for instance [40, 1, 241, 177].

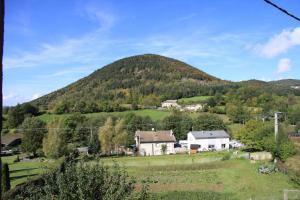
[161, 102, 180, 108]
[187, 133, 229, 151]
[138, 142, 175, 156]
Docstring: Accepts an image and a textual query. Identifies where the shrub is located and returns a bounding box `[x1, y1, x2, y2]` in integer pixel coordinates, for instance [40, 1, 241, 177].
[7, 160, 146, 200]
[1, 163, 11, 193]
[222, 153, 231, 161]
[278, 140, 296, 161]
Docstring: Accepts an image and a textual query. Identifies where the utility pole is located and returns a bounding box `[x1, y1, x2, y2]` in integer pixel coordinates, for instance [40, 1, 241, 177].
[274, 112, 282, 142]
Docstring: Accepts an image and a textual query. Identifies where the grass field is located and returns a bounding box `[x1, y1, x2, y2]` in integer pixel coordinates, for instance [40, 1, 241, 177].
[178, 96, 212, 105]
[38, 109, 231, 125]
[38, 109, 173, 123]
[1, 155, 58, 188]
[100, 153, 299, 200]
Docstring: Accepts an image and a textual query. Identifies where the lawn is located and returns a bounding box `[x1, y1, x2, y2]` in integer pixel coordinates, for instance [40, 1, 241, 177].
[99, 153, 299, 200]
[38, 109, 172, 123]
[178, 96, 212, 105]
[1, 155, 58, 188]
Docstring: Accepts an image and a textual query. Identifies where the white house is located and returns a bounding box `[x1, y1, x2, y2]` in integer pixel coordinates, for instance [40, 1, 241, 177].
[182, 104, 203, 112]
[161, 100, 180, 109]
[187, 130, 230, 151]
[135, 130, 176, 156]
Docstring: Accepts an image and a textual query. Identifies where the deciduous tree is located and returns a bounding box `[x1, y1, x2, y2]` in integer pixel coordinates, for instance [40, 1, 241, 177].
[43, 119, 66, 158]
[21, 118, 47, 156]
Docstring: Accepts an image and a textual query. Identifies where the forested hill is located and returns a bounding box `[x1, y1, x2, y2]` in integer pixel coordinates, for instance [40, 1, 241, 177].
[32, 54, 224, 112]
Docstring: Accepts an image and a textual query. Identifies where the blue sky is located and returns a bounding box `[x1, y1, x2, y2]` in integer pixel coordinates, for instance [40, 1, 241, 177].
[4, 0, 300, 106]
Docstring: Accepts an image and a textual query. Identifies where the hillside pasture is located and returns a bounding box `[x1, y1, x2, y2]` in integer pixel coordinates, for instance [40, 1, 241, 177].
[178, 95, 212, 105]
[100, 153, 299, 200]
[38, 109, 173, 123]
[1, 155, 58, 188]
[38, 109, 230, 124]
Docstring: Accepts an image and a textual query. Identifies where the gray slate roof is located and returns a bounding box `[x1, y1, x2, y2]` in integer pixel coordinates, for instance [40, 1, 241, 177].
[189, 130, 229, 139]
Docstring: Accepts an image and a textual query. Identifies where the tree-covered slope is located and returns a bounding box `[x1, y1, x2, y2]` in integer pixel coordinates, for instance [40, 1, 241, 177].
[32, 54, 224, 111]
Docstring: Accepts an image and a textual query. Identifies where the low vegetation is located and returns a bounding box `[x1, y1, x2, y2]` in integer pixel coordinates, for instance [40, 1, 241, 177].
[100, 153, 299, 200]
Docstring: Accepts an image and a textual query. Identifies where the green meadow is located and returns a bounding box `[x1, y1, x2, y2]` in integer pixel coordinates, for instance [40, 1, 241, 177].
[1, 155, 58, 188]
[99, 152, 299, 200]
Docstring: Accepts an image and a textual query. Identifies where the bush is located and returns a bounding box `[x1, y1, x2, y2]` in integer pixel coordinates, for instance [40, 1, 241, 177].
[1, 163, 11, 193]
[278, 140, 296, 161]
[7, 160, 146, 200]
[222, 153, 231, 161]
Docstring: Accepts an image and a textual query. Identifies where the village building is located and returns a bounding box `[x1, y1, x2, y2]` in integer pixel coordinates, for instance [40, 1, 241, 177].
[182, 104, 203, 112]
[161, 100, 180, 109]
[135, 130, 176, 156]
[186, 130, 230, 151]
[1, 133, 23, 148]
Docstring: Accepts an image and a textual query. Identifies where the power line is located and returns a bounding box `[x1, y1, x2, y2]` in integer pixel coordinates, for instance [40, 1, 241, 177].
[264, 0, 300, 22]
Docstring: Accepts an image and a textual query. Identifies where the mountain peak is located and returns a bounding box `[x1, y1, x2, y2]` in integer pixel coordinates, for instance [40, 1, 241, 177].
[32, 54, 221, 109]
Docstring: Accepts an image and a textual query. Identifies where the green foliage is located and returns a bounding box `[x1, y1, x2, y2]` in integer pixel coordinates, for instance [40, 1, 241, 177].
[7, 103, 40, 128]
[206, 97, 217, 107]
[162, 111, 192, 140]
[288, 105, 300, 125]
[98, 118, 128, 155]
[1, 163, 11, 193]
[237, 120, 296, 160]
[99, 117, 114, 155]
[53, 99, 71, 114]
[43, 119, 67, 158]
[7, 104, 25, 128]
[62, 113, 88, 144]
[226, 104, 250, 124]
[21, 117, 47, 156]
[88, 130, 101, 154]
[296, 122, 300, 132]
[10, 161, 142, 200]
[236, 120, 274, 151]
[278, 140, 296, 161]
[193, 114, 226, 131]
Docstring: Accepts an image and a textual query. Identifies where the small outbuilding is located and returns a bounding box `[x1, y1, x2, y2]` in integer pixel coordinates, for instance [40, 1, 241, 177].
[161, 100, 180, 109]
[135, 130, 176, 156]
[187, 130, 230, 151]
[1, 133, 23, 148]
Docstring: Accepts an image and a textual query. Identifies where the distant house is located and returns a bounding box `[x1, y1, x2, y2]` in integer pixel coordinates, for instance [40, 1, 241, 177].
[76, 147, 89, 155]
[135, 130, 176, 156]
[161, 100, 180, 109]
[1, 133, 23, 148]
[291, 86, 300, 90]
[187, 130, 230, 151]
[182, 104, 203, 112]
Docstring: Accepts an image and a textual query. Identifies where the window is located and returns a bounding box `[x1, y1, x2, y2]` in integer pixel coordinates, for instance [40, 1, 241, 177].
[208, 145, 215, 149]
[221, 144, 226, 148]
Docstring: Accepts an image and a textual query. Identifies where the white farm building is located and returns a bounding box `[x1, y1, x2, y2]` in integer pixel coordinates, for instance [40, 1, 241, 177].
[135, 130, 176, 156]
[161, 100, 180, 109]
[187, 130, 230, 151]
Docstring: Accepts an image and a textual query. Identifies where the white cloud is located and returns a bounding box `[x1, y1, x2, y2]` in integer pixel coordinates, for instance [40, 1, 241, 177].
[276, 58, 291, 74]
[251, 27, 300, 58]
[84, 2, 116, 30]
[37, 67, 92, 79]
